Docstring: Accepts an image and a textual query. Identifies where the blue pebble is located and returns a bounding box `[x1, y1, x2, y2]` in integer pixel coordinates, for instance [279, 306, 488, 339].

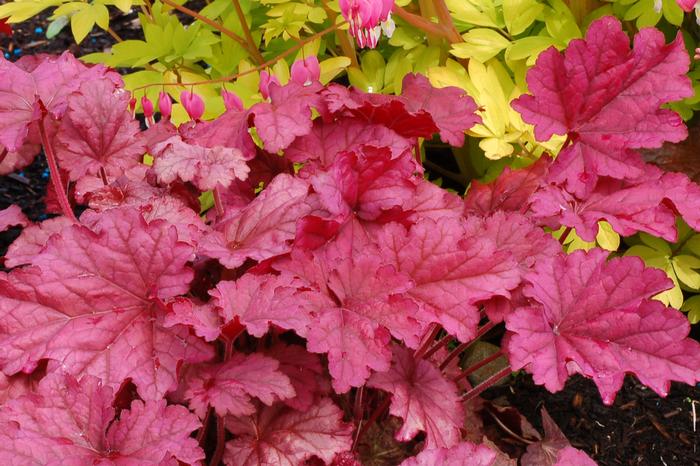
[91, 37, 96, 43]
[34, 27, 43, 34]
[13, 48, 21, 56]
[18, 171, 25, 177]
[41, 171, 49, 179]
[3, 52, 10, 59]
[38, 214, 48, 221]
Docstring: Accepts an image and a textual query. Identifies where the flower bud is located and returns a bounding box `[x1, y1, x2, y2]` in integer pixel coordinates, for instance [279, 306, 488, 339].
[290, 56, 321, 86]
[141, 96, 154, 119]
[180, 90, 205, 121]
[222, 89, 244, 111]
[158, 92, 172, 120]
[259, 71, 280, 100]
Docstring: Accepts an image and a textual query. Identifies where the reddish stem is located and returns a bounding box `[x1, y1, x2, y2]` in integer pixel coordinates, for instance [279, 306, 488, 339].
[413, 324, 440, 359]
[352, 396, 391, 451]
[452, 350, 504, 382]
[231, 0, 265, 65]
[392, 5, 459, 43]
[0, 147, 7, 166]
[461, 365, 512, 402]
[196, 407, 213, 444]
[439, 321, 496, 370]
[423, 335, 453, 360]
[559, 226, 572, 245]
[99, 167, 109, 186]
[39, 114, 78, 223]
[213, 186, 225, 218]
[433, 0, 462, 43]
[209, 414, 226, 466]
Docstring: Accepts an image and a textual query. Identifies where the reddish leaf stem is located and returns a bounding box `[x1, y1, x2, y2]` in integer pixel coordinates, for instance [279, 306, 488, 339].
[460, 365, 512, 402]
[423, 335, 453, 360]
[231, 0, 265, 65]
[99, 167, 109, 186]
[196, 407, 213, 444]
[559, 226, 572, 245]
[209, 414, 226, 466]
[413, 324, 440, 359]
[213, 187, 225, 218]
[39, 115, 78, 223]
[352, 396, 391, 451]
[392, 5, 459, 43]
[432, 0, 462, 43]
[452, 349, 504, 382]
[439, 321, 496, 370]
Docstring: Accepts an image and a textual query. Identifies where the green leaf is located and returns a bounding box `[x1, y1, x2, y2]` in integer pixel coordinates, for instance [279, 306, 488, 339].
[451, 29, 511, 62]
[681, 295, 700, 324]
[70, 4, 96, 44]
[503, 0, 543, 36]
[46, 14, 69, 39]
[673, 255, 700, 290]
[505, 35, 556, 63]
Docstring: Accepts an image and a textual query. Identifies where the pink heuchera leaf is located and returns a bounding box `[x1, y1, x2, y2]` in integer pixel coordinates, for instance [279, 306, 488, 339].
[400, 442, 498, 466]
[529, 170, 678, 242]
[309, 145, 418, 222]
[163, 297, 222, 342]
[505, 249, 700, 404]
[285, 118, 411, 167]
[224, 397, 353, 466]
[0, 372, 204, 465]
[0, 205, 28, 233]
[152, 136, 249, 191]
[324, 84, 439, 139]
[279, 244, 423, 393]
[55, 79, 144, 181]
[511, 17, 692, 196]
[180, 108, 256, 160]
[251, 81, 324, 153]
[0, 57, 38, 151]
[368, 345, 465, 449]
[521, 407, 595, 466]
[184, 353, 295, 418]
[199, 174, 313, 269]
[464, 157, 550, 216]
[404, 178, 464, 223]
[4, 216, 73, 267]
[675, 0, 696, 12]
[0, 207, 213, 399]
[211, 273, 313, 338]
[378, 217, 520, 342]
[400, 73, 481, 146]
[263, 343, 328, 411]
[0, 141, 40, 175]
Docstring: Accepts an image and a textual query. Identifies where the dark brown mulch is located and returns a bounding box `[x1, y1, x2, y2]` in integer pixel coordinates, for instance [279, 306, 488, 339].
[485, 374, 700, 466]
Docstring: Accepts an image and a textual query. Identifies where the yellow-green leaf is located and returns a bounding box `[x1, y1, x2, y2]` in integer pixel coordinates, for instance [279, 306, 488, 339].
[681, 295, 700, 324]
[451, 29, 511, 63]
[70, 4, 96, 44]
[503, 0, 543, 35]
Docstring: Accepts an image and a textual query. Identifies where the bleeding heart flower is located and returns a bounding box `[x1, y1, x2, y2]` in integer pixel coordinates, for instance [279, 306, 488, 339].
[180, 91, 205, 121]
[222, 89, 244, 111]
[290, 56, 321, 86]
[259, 71, 281, 100]
[158, 91, 172, 120]
[141, 96, 154, 119]
[339, 0, 395, 48]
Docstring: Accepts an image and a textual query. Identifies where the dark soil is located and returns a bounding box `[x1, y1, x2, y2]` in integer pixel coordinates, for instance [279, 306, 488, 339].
[3, 7, 700, 466]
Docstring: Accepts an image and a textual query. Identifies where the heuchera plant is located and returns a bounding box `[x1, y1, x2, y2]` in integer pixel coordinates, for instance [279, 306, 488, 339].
[2, 16, 700, 465]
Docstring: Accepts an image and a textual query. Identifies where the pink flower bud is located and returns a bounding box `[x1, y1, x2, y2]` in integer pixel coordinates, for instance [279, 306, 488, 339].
[158, 92, 172, 120]
[222, 89, 244, 111]
[141, 96, 154, 119]
[290, 56, 321, 86]
[128, 97, 137, 114]
[259, 71, 280, 100]
[180, 90, 205, 121]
